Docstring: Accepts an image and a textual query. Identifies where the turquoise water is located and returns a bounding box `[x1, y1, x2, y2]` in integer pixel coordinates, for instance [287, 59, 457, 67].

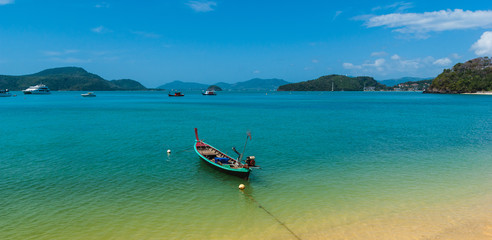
[1, 91, 491, 239]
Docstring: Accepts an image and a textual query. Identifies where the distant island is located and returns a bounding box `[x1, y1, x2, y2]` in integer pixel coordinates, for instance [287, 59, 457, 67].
[425, 57, 492, 94]
[206, 85, 222, 91]
[5, 61, 490, 94]
[277, 75, 389, 91]
[158, 78, 289, 91]
[158, 80, 208, 91]
[0, 67, 147, 91]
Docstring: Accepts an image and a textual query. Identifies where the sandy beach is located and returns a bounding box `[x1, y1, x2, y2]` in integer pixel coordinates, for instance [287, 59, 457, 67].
[462, 91, 492, 95]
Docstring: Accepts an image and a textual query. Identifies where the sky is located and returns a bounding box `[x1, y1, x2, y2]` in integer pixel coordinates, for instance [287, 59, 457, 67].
[1, 0, 492, 87]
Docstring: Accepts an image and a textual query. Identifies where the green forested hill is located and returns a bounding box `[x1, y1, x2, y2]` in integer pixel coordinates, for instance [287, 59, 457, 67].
[158, 78, 289, 91]
[426, 57, 492, 93]
[217, 78, 290, 91]
[277, 74, 388, 91]
[0, 67, 146, 91]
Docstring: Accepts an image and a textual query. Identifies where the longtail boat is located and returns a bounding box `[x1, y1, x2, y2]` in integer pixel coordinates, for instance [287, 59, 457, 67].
[194, 128, 256, 179]
[168, 91, 184, 97]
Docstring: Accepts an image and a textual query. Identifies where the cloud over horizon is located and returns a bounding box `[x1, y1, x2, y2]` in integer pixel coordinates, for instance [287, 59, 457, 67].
[362, 9, 492, 37]
[343, 53, 456, 78]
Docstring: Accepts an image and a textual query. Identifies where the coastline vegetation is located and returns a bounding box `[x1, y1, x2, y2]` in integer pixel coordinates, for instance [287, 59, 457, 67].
[425, 57, 492, 93]
[277, 74, 389, 91]
[0, 67, 146, 91]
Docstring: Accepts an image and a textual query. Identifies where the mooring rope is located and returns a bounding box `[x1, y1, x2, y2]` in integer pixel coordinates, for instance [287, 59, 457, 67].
[175, 144, 302, 239]
[243, 192, 303, 240]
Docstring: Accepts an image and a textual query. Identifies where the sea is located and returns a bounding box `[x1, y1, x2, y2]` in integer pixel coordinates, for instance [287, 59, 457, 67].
[1, 91, 491, 240]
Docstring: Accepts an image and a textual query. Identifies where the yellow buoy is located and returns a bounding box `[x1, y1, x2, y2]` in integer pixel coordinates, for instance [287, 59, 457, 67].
[238, 184, 245, 190]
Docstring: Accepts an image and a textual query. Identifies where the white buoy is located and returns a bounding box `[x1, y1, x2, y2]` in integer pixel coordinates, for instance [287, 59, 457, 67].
[238, 184, 245, 190]
[167, 149, 171, 154]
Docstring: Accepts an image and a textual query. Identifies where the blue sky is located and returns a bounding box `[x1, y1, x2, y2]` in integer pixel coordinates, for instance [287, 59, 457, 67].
[1, 0, 491, 87]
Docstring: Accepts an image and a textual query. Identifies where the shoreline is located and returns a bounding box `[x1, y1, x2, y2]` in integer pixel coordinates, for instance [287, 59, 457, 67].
[461, 91, 492, 95]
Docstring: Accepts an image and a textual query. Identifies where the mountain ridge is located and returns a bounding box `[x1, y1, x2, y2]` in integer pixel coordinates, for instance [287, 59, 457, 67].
[277, 74, 388, 91]
[158, 78, 290, 91]
[0, 67, 147, 91]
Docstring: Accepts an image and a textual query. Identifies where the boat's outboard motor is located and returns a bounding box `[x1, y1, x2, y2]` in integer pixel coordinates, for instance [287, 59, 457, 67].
[245, 156, 256, 167]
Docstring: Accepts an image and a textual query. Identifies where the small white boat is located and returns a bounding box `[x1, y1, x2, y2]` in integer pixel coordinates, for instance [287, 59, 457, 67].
[81, 92, 96, 97]
[23, 84, 51, 94]
[0, 89, 12, 97]
[202, 90, 216, 95]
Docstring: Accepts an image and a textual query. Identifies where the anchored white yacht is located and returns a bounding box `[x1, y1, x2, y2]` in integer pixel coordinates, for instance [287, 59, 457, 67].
[23, 84, 51, 94]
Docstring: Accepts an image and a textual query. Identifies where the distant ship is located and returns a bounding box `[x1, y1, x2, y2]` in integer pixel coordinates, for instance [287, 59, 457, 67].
[23, 84, 51, 94]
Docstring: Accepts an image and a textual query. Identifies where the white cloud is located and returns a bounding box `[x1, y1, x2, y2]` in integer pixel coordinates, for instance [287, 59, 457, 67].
[364, 58, 385, 66]
[187, 1, 217, 12]
[0, 0, 14, 5]
[95, 2, 110, 8]
[471, 31, 492, 56]
[451, 53, 461, 59]
[43, 49, 79, 56]
[343, 54, 451, 77]
[372, 1, 413, 12]
[48, 57, 91, 64]
[343, 62, 361, 69]
[344, 59, 386, 71]
[371, 51, 387, 57]
[92, 25, 111, 33]
[131, 31, 161, 39]
[433, 57, 452, 66]
[364, 9, 492, 36]
[333, 11, 343, 20]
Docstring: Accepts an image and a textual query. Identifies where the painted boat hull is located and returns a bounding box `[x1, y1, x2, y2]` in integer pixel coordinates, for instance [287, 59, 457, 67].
[194, 140, 250, 179]
[23, 91, 51, 94]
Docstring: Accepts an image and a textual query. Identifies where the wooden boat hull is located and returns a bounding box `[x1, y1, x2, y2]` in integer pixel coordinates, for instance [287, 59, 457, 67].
[194, 139, 251, 179]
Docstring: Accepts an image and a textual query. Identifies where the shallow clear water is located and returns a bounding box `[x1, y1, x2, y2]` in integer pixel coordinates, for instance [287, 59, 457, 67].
[1, 91, 491, 239]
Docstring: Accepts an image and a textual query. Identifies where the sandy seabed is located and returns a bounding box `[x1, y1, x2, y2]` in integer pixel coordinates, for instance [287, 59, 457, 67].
[289, 194, 492, 240]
